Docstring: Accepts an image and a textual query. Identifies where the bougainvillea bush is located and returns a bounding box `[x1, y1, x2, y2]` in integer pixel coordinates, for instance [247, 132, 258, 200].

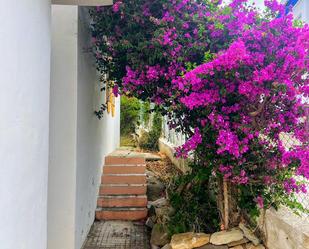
[90, 0, 309, 220]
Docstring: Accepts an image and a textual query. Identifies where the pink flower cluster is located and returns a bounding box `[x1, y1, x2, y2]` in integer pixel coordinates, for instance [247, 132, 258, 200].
[112, 1, 122, 13]
[91, 0, 309, 202]
[175, 128, 202, 158]
[216, 130, 242, 158]
[283, 178, 307, 194]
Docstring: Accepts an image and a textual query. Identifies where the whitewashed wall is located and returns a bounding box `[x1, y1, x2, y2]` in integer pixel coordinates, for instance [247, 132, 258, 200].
[48, 6, 120, 249]
[49, 5, 78, 249]
[0, 1, 51, 249]
[75, 7, 120, 249]
[292, 0, 309, 23]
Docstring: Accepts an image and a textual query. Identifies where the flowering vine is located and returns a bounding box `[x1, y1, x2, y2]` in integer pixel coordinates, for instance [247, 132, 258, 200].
[90, 0, 309, 215]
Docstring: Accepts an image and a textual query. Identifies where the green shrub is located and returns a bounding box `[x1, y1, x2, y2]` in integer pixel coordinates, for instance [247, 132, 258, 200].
[120, 136, 137, 147]
[141, 101, 151, 126]
[167, 163, 220, 235]
[139, 111, 162, 151]
[120, 95, 141, 136]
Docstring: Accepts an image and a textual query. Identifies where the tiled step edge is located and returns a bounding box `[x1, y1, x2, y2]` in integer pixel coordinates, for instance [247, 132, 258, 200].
[105, 156, 145, 165]
[101, 175, 146, 184]
[103, 166, 146, 174]
[97, 195, 147, 207]
[95, 207, 148, 221]
[99, 184, 147, 195]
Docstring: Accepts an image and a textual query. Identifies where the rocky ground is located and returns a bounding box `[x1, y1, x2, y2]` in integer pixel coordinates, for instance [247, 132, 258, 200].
[83, 151, 266, 249]
[145, 156, 266, 249]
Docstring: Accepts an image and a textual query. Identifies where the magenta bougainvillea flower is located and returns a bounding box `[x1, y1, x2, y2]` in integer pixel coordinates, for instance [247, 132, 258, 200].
[90, 0, 309, 211]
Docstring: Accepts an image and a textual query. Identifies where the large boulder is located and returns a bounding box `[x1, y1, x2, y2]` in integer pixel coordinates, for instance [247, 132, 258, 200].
[238, 223, 260, 246]
[150, 224, 169, 246]
[229, 246, 243, 249]
[210, 229, 244, 245]
[162, 244, 172, 249]
[195, 245, 228, 249]
[227, 238, 249, 247]
[245, 243, 265, 249]
[195, 244, 229, 249]
[229, 244, 265, 249]
[170, 232, 210, 249]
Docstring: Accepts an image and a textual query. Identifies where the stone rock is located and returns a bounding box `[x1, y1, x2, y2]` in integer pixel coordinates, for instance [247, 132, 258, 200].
[155, 205, 174, 217]
[148, 205, 156, 217]
[227, 238, 249, 247]
[229, 246, 243, 249]
[245, 243, 265, 249]
[149, 197, 168, 208]
[239, 223, 260, 246]
[151, 245, 160, 249]
[150, 224, 169, 246]
[210, 229, 244, 245]
[154, 205, 175, 224]
[147, 176, 165, 201]
[170, 232, 210, 249]
[162, 244, 172, 249]
[146, 170, 156, 178]
[146, 217, 155, 229]
[195, 244, 228, 249]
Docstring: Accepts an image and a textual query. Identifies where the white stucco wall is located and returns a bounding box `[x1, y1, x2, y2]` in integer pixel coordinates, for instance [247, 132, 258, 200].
[75, 7, 120, 249]
[48, 5, 78, 249]
[293, 0, 309, 23]
[52, 0, 113, 5]
[0, 1, 51, 249]
[49, 5, 120, 249]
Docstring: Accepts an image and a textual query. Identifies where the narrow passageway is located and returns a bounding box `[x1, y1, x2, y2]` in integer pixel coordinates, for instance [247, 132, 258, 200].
[82, 221, 150, 249]
[82, 148, 171, 249]
[82, 149, 158, 249]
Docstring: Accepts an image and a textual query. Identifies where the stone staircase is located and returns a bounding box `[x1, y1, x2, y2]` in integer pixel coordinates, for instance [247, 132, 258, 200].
[95, 152, 148, 220]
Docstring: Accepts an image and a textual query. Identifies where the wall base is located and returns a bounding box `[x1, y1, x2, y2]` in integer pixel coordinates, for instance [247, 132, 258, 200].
[158, 138, 189, 173]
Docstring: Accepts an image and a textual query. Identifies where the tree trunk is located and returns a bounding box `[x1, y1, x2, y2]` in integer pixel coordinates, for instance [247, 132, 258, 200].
[223, 179, 229, 230]
[217, 177, 240, 230]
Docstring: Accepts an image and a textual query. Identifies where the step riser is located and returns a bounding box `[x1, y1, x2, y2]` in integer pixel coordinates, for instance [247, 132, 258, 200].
[102, 175, 146, 184]
[96, 210, 147, 220]
[100, 186, 146, 195]
[105, 156, 145, 165]
[97, 197, 147, 208]
[97, 154, 148, 221]
[103, 166, 145, 174]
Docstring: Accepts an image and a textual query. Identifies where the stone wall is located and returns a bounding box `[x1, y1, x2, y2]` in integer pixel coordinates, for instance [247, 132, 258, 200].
[260, 207, 309, 249]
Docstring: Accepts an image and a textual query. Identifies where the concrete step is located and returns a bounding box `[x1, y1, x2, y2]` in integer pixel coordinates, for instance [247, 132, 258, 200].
[99, 184, 146, 195]
[97, 195, 147, 208]
[95, 207, 148, 220]
[105, 156, 145, 165]
[103, 165, 146, 174]
[101, 174, 146, 184]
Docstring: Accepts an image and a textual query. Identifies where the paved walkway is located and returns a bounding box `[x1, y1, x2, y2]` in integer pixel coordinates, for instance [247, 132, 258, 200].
[82, 221, 150, 249]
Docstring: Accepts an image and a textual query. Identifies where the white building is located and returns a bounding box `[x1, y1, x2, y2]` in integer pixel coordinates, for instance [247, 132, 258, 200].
[0, 1, 120, 249]
[285, 0, 309, 22]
